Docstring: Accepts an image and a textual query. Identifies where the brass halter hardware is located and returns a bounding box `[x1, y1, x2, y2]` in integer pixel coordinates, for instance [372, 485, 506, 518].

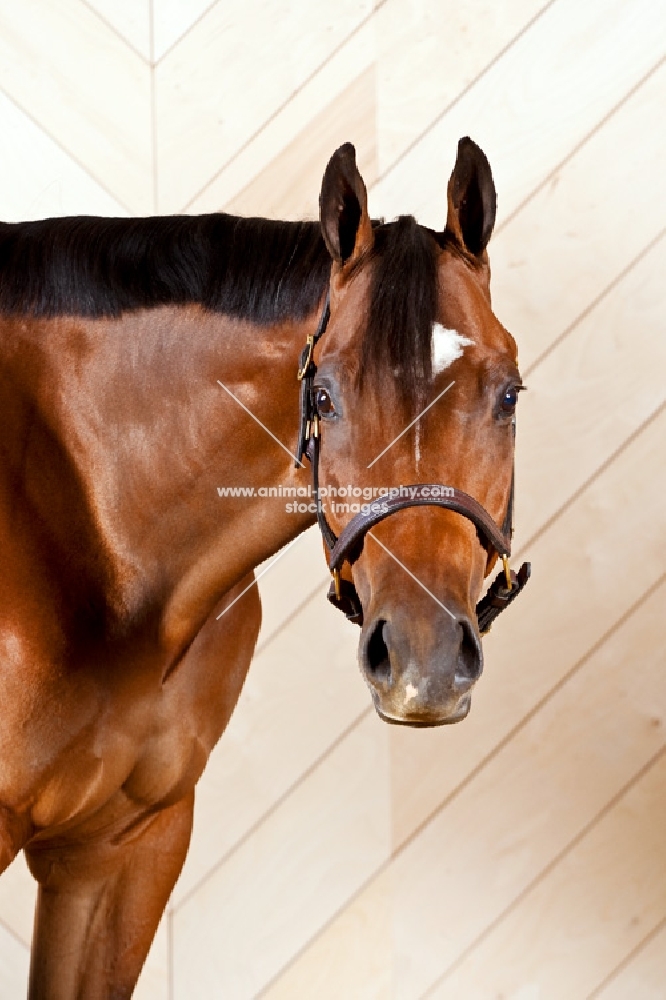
[297, 335, 315, 381]
[502, 554, 512, 591]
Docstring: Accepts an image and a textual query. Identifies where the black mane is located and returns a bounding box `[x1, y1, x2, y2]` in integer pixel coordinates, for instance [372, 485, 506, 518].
[0, 211, 440, 405]
[0, 213, 330, 323]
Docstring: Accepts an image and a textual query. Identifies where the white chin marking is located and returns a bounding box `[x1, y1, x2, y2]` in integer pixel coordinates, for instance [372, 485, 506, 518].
[404, 683, 419, 704]
[432, 323, 474, 374]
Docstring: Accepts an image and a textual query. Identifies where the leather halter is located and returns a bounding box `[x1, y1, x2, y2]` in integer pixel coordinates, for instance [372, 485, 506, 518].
[295, 292, 531, 634]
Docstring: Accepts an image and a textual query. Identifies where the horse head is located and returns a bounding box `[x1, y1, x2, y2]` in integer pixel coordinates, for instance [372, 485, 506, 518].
[304, 138, 526, 727]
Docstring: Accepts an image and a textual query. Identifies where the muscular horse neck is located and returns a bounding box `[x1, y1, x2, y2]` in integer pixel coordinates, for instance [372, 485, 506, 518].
[0, 302, 320, 664]
[0, 212, 329, 661]
[154, 304, 319, 652]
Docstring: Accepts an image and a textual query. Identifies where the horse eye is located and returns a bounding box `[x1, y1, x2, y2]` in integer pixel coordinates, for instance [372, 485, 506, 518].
[315, 387, 335, 415]
[500, 385, 518, 413]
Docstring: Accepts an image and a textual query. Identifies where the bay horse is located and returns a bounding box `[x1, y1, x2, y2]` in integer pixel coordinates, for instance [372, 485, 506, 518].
[0, 137, 528, 997]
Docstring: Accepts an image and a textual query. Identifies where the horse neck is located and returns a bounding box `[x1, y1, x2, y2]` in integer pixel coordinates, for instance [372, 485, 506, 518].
[8, 304, 318, 650]
[155, 305, 319, 649]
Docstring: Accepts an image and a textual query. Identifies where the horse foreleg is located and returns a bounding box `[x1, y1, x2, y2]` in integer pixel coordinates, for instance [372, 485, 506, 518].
[25, 792, 194, 1000]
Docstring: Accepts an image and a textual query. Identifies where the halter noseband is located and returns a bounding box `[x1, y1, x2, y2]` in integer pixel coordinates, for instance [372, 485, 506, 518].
[295, 293, 530, 634]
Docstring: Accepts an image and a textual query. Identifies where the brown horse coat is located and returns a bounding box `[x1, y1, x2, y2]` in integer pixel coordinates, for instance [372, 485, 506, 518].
[0, 139, 522, 997]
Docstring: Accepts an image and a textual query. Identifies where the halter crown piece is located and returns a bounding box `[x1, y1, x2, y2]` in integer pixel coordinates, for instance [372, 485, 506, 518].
[295, 293, 531, 633]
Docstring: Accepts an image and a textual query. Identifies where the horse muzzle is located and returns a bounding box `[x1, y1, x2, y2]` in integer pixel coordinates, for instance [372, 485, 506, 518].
[359, 610, 483, 727]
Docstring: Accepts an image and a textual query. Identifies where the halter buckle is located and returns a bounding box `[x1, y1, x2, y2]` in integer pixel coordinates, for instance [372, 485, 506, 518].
[297, 335, 315, 381]
[502, 554, 512, 591]
[332, 567, 341, 601]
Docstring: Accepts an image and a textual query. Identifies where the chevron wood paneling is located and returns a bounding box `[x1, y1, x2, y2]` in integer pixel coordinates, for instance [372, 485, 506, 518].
[0, 1, 664, 998]
[0, 0, 152, 214]
[186, 10, 377, 214]
[152, 0, 218, 63]
[154, 0, 373, 212]
[225, 65, 377, 221]
[84, 0, 151, 59]
[0, 89, 128, 222]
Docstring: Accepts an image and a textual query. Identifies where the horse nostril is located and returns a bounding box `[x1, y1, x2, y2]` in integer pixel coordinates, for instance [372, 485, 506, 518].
[364, 618, 391, 682]
[455, 618, 483, 684]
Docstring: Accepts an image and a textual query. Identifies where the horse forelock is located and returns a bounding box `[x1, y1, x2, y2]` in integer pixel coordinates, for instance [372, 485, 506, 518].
[358, 216, 440, 409]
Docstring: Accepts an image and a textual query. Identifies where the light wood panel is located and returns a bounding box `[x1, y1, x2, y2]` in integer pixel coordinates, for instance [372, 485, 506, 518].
[155, 0, 373, 211]
[0, 0, 152, 213]
[375, 0, 548, 173]
[428, 584, 666, 999]
[173, 578, 367, 905]
[514, 232, 666, 548]
[225, 66, 377, 221]
[0, 853, 35, 947]
[263, 404, 666, 998]
[183, 8, 376, 214]
[152, 0, 218, 63]
[431, 752, 666, 999]
[84, 0, 151, 59]
[594, 918, 666, 1000]
[490, 58, 666, 373]
[133, 920, 168, 1000]
[0, 89, 128, 222]
[173, 715, 390, 998]
[0, 922, 29, 1000]
[253, 527, 331, 652]
[372, 0, 666, 230]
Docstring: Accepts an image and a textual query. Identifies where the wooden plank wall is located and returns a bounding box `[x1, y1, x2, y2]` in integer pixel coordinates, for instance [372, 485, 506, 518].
[0, 1, 664, 997]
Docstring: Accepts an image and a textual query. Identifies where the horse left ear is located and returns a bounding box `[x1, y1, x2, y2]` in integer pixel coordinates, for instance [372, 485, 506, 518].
[319, 143, 373, 266]
[445, 137, 497, 258]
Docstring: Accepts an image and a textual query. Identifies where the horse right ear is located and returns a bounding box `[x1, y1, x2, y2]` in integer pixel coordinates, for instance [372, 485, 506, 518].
[445, 137, 497, 258]
[319, 143, 373, 266]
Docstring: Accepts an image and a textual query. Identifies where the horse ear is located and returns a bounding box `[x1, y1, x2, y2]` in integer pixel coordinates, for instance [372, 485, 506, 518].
[320, 143, 373, 265]
[445, 137, 496, 258]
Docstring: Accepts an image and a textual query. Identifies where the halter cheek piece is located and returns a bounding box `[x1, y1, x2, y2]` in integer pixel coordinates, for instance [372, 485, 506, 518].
[295, 292, 531, 634]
